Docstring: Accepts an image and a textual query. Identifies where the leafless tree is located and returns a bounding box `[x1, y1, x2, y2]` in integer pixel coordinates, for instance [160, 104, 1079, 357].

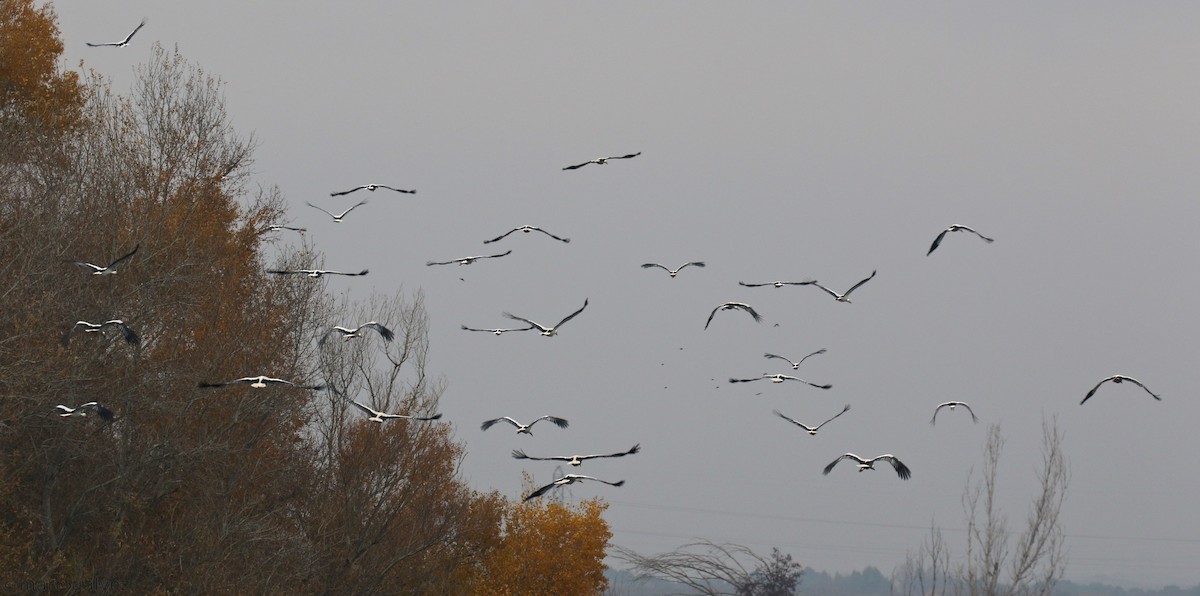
[893, 418, 1068, 596]
[611, 539, 803, 596]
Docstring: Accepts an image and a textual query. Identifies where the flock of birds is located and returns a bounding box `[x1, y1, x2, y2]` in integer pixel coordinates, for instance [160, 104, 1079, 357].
[63, 18, 1167, 501]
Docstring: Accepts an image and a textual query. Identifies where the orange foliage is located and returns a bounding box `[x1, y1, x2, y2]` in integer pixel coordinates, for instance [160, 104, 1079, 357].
[0, 0, 84, 131]
[471, 489, 612, 595]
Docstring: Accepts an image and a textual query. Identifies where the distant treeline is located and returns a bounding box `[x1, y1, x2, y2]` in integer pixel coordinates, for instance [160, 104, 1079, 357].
[605, 566, 1200, 596]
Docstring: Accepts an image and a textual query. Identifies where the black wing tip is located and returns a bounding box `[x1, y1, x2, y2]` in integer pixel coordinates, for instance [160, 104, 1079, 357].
[511, 449, 529, 459]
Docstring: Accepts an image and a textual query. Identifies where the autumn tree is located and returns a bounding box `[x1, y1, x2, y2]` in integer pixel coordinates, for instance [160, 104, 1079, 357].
[300, 288, 507, 594]
[469, 476, 612, 595]
[893, 419, 1069, 596]
[0, 38, 319, 592]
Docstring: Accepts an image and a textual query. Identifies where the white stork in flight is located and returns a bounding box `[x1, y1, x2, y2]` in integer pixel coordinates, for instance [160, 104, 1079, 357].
[427, 250, 512, 266]
[318, 322, 395, 347]
[512, 444, 640, 467]
[808, 270, 877, 303]
[86, 18, 146, 47]
[306, 200, 368, 223]
[503, 299, 589, 337]
[730, 374, 832, 390]
[460, 325, 535, 335]
[738, 279, 817, 288]
[927, 224, 994, 256]
[562, 152, 641, 170]
[62, 320, 140, 346]
[330, 184, 416, 196]
[524, 474, 625, 501]
[267, 268, 368, 278]
[346, 398, 442, 424]
[483, 225, 570, 244]
[1081, 375, 1161, 405]
[66, 244, 138, 275]
[704, 302, 762, 329]
[641, 261, 705, 278]
[763, 349, 827, 370]
[773, 405, 851, 436]
[930, 401, 979, 425]
[481, 416, 569, 435]
[823, 453, 912, 480]
[198, 376, 325, 390]
[56, 402, 115, 422]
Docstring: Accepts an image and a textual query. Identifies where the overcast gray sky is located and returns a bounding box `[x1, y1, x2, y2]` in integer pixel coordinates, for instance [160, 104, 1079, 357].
[57, 2, 1200, 588]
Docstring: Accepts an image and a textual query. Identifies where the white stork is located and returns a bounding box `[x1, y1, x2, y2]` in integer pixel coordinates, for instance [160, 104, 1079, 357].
[524, 474, 625, 501]
[773, 404, 850, 435]
[62, 320, 140, 346]
[738, 279, 817, 288]
[562, 152, 641, 170]
[704, 302, 762, 329]
[267, 268, 368, 278]
[483, 225, 570, 244]
[306, 199, 368, 223]
[1081, 375, 1161, 405]
[460, 325, 535, 335]
[641, 262, 705, 278]
[56, 402, 115, 422]
[927, 224, 994, 256]
[198, 376, 325, 390]
[66, 244, 138, 275]
[512, 444, 640, 467]
[503, 299, 589, 337]
[763, 349, 827, 370]
[481, 416, 569, 435]
[930, 401, 979, 425]
[809, 270, 877, 303]
[330, 184, 415, 196]
[86, 18, 146, 47]
[729, 374, 831, 390]
[823, 453, 911, 480]
[346, 398, 442, 424]
[318, 322, 395, 347]
[427, 250, 512, 266]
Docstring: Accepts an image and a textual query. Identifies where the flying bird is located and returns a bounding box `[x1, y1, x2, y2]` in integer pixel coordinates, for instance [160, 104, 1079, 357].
[66, 244, 139, 275]
[62, 320, 140, 346]
[461, 325, 535, 335]
[738, 279, 817, 288]
[763, 349, 827, 370]
[512, 443, 640, 467]
[641, 262, 705, 278]
[266, 225, 307, 234]
[330, 184, 416, 196]
[823, 453, 911, 480]
[483, 225, 570, 244]
[524, 474, 625, 502]
[1080, 375, 1161, 405]
[346, 398, 442, 424]
[809, 270, 877, 303]
[773, 404, 851, 435]
[481, 416, 569, 435]
[930, 401, 979, 425]
[927, 224, 995, 256]
[503, 299, 589, 337]
[55, 402, 115, 422]
[198, 376, 325, 390]
[318, 322, 395, 347]
[267, 268, 368, 278]
[729, 374, 831, 390]
[562, 152, 641, 170]
[306, 199, 368, 223]
[704, 302, 762, 329]
[86, 18, 146, 47]
[427, 250, 512, 266]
